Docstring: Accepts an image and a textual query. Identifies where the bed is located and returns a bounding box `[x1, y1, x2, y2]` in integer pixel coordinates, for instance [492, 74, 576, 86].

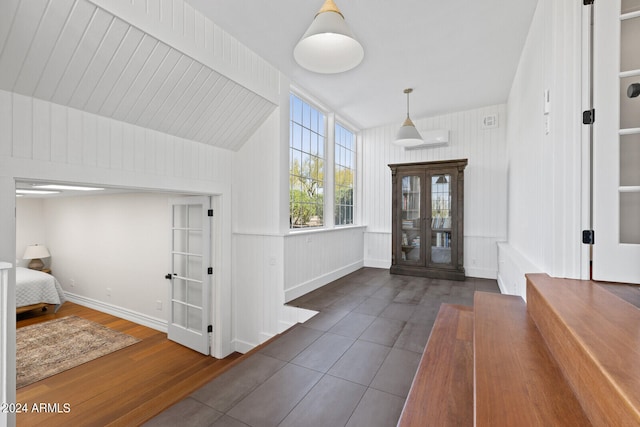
[16, 267, 66, 314]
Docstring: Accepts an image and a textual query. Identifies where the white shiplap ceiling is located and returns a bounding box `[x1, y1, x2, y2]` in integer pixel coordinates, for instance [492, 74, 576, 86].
[0, 0, 276, 151]
[186, 0, 538, 130]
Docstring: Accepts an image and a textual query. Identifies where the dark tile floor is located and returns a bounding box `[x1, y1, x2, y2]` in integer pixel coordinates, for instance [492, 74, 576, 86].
[144, 267, 500, 427]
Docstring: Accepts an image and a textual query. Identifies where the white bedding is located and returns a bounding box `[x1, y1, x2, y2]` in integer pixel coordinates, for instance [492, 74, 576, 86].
[16, 267, 66, 309]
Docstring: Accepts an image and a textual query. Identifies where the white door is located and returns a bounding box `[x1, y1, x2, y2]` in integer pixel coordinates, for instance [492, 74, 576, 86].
[167, 196, 212, 354]
[592, 0, 640, 283]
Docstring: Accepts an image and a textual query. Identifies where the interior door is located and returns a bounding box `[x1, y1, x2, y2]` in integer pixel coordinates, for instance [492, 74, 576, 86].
[592, 0, 640, 283]
[168, 196, 211, 355]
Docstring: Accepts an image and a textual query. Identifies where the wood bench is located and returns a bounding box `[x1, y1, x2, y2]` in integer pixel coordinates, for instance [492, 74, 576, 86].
[397, 304, 473, 427]
[474, 291, 590, 426]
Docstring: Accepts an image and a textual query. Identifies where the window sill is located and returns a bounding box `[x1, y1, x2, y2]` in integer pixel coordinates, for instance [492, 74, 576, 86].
[288, 224, 366, 236]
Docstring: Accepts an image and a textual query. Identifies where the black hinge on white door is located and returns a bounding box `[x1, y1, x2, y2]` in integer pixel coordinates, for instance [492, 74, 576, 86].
[583, 109, 595, 124]
[583, 0, 594, 5]
[582, 230, 595, 245]
[208, 267, 213, 275]
[208, 209, 213, 217]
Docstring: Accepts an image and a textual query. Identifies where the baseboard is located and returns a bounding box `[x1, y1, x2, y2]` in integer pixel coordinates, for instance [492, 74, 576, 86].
[496, 274, 509, 295]
[284, 260, 363, 302]
[232, 338, 258, 354]
[364, 258, 391, 269]
[65, 292, 167, 333]
[464, 267, 497, 280]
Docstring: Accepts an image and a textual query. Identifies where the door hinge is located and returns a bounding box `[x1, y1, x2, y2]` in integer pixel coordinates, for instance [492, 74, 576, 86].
[207, 324, 213, 333]
[582, 230, 595, 244]
[582, 109, 595, 124]
[207, 267, 213, 275]
[583, 0, 594, 5]
[208, 209, 213, 217]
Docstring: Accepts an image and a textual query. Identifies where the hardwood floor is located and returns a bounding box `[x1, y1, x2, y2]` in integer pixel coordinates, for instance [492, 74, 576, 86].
[16, 302, 242, 426]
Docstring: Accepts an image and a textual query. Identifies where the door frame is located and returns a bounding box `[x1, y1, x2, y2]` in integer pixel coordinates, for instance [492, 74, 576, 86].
[1, 172, 232, 426]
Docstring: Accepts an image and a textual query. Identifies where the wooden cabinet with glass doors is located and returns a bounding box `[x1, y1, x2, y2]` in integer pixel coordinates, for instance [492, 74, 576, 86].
[389, 159, 467, 280]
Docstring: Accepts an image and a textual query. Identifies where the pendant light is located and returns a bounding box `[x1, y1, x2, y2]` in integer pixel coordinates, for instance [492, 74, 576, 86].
[294, 0, 364, 74]
[394, 88, 424, 145]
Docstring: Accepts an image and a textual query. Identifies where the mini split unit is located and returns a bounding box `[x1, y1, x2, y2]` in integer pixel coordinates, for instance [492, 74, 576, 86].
[393, 129, 449, 150]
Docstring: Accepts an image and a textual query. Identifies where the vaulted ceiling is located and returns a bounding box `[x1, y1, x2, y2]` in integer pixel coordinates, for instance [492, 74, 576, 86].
[187, 0, 538, 130]
[0, 0, 538, 151]
[0, 0, 277, 151]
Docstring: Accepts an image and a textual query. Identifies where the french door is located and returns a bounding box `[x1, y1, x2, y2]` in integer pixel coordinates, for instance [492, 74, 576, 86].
[592, 0, 640, 283]
[168, 196, 211, 355]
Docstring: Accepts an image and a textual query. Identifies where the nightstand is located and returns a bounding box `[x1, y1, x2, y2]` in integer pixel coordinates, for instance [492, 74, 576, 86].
[41, 268, 51, 274]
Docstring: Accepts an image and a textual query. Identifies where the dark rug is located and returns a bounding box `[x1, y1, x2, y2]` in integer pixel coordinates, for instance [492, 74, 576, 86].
[16, 315, 140, 388]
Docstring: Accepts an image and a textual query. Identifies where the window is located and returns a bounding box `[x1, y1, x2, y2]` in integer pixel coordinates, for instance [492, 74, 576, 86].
[289, 93, 325, 228]
[289, 92, 357, 229]
[335, 124, 355, 225]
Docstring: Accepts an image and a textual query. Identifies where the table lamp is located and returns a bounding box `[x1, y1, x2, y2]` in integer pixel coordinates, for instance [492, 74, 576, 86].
[23, 244, 51, 270]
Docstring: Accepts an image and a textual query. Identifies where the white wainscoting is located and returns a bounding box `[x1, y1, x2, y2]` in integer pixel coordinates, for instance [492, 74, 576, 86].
[284, 226, 366, 302]
[364, 231, 391, 269]
[232, 233, 317, 353]
[361, 105, 508, 279]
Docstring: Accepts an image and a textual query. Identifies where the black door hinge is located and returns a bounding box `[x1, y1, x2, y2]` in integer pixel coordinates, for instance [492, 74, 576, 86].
[583, 109, 595, 124]
[582, 230, 595, 244]
[207, 325, 213, 333]
[583, 0, 594, 5]
[208, 267, 213, 275]
[208, 209, 213, 217]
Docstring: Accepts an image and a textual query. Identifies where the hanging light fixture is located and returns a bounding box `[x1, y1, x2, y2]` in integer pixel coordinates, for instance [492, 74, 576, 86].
[394, 88, 424, 146]
[293, 0, 364, 74]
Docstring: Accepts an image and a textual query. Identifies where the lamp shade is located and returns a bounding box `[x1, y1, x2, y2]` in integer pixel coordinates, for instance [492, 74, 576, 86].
[23, 244, 50, 260]
[395, 117, 424, 145]
[294, 0, 364, 74]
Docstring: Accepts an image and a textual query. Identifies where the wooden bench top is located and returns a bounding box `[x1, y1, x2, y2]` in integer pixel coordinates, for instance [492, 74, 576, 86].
[397, 304, 473, 427]
[474, 291, 591, 426]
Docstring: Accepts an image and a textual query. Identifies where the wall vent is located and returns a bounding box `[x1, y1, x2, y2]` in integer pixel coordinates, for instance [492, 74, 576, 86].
[482, 114, 499, 129]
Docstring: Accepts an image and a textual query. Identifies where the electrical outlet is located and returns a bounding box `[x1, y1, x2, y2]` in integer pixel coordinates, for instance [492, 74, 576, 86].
[70, 279, 75, 288]
[106, 287, 111, 297]
[156, 300, 162, 310]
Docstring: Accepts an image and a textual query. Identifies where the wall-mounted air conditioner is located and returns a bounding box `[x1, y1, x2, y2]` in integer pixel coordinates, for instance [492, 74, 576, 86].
[395, 129, 449, 150]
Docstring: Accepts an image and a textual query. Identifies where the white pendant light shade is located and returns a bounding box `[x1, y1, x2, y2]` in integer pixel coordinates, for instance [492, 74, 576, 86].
[294, 0, 364, 74]
[396, 117, 423, 144]
[394, 88, 424, 146]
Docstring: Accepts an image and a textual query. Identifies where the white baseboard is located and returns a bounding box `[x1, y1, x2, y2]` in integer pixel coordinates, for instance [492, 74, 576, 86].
[364, 258, 391, 269]
[284, 260, 363, 302]
[232, 338, 257, 354]
[65, 292, 167, 332]
[464, 267, 497, 280]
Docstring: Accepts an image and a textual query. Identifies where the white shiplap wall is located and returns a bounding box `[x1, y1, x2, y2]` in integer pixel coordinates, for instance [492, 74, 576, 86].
[361, 104, 508, 279]
[501, 0, 588, 297]
[0, 90, 233, 180]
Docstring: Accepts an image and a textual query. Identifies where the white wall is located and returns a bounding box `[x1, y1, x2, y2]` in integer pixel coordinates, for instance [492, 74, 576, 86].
[15, 198, 46, 268]
[41, 193, 185, 327]
[501, 0, 588, 296]
[361, 104, 508, 279]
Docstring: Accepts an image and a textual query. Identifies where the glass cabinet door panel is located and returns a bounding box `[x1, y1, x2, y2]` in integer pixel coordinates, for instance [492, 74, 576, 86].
[431, 174, 452, 265]
[400, 175, 422, 262]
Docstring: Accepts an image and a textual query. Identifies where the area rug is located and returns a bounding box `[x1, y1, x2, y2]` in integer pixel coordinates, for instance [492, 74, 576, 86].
[16, 315, 140, 388]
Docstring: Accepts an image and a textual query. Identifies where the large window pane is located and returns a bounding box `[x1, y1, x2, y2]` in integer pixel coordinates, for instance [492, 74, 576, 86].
[290, 94, 325, 228]
[335, 123, 356, 225]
